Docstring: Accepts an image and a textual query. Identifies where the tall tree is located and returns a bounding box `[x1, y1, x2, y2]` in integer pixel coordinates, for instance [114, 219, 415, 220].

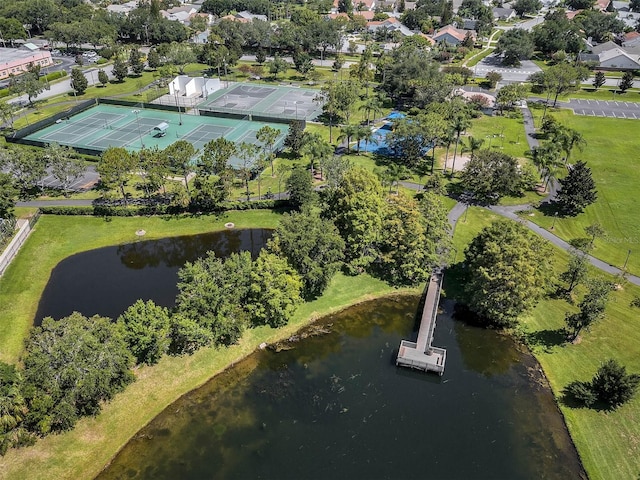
[117, 300, 171, 366]
[70, 68, 88, 95]
[0, 173, 17, 222]
[112, 57, 128, 82]
[128, 48, 144, 75]
[324, 167, 385, 272]
[286, 166, 314, 211]
[200, 137, 236, 177]
[561, 249, 589, 294]
[256, 125, 280, 176]
[3, 148, 47, 199]
[46, 143, 85, 197]
[374, 193, 437, 286]
[464, 220, 553, 327]
[565, 278, 613, 341]
[555, 160, 597, 216]
[459, 149, 525, 204]
[618, 71, 635, 93]
[284, 120, 305, 157]
[301, 132, 333, 179]
[268, 212, 345, 299]
[495, 29, 535, 66]
[176, 251, 253, 346]
[164, 140, 197, 196]
[97, 147, 137, 205]
[247, 251, 302, 328]
[22, 313, 134, 434]
[592, 71, 606, 90]
[236, 142, 258, 201]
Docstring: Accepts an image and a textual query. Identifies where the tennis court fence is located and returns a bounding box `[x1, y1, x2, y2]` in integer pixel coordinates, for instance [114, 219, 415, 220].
[199, 107, 305, 126]
[7, 99, 98, 141]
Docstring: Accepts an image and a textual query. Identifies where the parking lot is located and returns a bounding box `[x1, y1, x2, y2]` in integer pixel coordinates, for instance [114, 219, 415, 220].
[560, 99, 640, 119]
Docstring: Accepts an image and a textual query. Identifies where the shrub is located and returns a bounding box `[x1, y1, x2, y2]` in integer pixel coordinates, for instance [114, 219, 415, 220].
[564, 359, 640, 410]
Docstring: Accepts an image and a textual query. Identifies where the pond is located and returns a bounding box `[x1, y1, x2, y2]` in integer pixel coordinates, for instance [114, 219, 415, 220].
[97, 296, 585, 480]
[34, 229, 272, 325]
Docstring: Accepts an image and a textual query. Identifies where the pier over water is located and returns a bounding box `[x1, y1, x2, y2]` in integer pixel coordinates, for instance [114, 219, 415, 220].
[396, 271, 447, 375]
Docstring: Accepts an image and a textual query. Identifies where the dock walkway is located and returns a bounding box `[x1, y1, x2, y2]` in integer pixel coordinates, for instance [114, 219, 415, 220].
[396, 271, 447, 375]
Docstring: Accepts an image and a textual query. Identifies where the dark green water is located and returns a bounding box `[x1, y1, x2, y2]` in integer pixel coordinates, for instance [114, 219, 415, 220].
[98, 296, 584, 480]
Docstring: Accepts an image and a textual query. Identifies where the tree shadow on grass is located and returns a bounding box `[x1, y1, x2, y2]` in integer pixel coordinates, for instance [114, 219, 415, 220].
[523, 328, 567, 352]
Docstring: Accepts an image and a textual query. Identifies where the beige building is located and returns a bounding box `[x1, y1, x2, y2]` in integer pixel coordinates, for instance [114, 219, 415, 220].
[0, 44, 53, 80]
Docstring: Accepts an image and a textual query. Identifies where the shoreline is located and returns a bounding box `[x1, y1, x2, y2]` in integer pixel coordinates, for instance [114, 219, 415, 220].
[0, 283, 416, 480]
[95, 290, 419, 478]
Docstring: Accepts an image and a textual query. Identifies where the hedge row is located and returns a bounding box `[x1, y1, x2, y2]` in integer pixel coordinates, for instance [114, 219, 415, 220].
[38, 199, 290, 216]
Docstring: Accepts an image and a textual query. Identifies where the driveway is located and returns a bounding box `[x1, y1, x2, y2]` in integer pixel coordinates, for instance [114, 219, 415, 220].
[472, 54, 542, 82]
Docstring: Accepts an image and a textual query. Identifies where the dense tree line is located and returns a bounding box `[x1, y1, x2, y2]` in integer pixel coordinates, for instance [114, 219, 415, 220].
[0, 143, 85, 200]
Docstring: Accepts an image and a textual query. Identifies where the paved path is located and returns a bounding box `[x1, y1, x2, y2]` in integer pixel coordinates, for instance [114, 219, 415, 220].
[489, 204, 640, 285]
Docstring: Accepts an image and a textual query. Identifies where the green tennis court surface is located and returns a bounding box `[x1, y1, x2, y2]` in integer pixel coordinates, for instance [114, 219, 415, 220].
[198, 83, 321, 121]
[24, 104, 289, 168]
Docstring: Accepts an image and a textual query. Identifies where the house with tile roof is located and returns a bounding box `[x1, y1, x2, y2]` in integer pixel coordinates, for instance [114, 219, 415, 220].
[431, 25, 476, 45]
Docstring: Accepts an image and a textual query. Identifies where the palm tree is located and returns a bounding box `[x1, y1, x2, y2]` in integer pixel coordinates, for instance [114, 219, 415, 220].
[450, 115, 471, 175]
[359, 95, 384, 125]
[439, 127, 456, 173]
[301, 132, 333, 179]
[532, 143, 562, 191]
[385, 163, 411, 194]
[354, 125, 372, 154]
[557, 127, 586, 165]
[361, 128, 379, 153]
[337, 124, 360, 154]
[461, 136, 485, 158]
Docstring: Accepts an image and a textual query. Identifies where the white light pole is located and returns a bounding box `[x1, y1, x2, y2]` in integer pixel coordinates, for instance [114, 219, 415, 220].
[132, 109, 143, 148]
[173, 85, 182, 125]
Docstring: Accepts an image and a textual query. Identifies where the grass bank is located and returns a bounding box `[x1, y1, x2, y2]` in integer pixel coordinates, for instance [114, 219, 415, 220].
[452, 207, 640, 480]
[0, 213, 416, 480]
[0, 211, 286, 364]
[525, 109, 640, 276]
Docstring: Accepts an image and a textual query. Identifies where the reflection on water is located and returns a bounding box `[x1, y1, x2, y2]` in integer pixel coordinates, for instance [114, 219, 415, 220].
[34, 229, 271, 325]
[98, 296, 585, 480]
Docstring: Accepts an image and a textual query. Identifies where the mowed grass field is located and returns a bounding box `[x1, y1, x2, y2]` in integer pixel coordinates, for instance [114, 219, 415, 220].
[453, 208, 640, 480]
[527, 111, 640, 276]
[0, 213, 415, 480]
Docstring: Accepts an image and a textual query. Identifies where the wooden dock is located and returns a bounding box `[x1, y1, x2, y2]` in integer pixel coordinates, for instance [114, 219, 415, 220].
[396, 271, 447, 375]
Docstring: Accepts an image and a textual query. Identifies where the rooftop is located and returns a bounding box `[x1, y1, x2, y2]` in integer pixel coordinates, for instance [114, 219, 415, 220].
[0, 47, 51, 64]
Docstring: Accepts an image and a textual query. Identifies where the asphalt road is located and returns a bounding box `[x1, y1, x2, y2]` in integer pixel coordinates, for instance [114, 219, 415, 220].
[472, 54, 542, 83]
[9, 64, 114, 106]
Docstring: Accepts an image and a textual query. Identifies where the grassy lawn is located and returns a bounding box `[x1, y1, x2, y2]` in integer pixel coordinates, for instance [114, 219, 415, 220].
[466, 113, 531, 159]
[451, 207, 640, 480]
[0, 213, 415, 480]
[524, 110, 640, 276]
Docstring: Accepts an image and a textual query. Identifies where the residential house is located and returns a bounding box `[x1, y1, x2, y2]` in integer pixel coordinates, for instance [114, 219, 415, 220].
[106, 0, 139, 15]
[622, 31, 640, 47]
[598, 47, 640, 69]
[367, 17, 414, 36]
[219, 11, 267, 23]
[161, 5, 198, 23]
[431, 25, 476, 45]
[580, 43, 640, 70]
[492, 7, 516, 20]
[595, 0, 611, 11]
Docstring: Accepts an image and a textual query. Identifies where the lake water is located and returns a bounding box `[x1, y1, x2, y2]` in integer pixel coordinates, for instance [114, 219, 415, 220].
[97, 296, 585, 480]
[34, 229, 272, 324]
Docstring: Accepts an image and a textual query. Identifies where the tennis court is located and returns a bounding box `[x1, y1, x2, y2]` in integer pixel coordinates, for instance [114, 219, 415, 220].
[198, 84, 322, 121]
[22, 104, 289, 168]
